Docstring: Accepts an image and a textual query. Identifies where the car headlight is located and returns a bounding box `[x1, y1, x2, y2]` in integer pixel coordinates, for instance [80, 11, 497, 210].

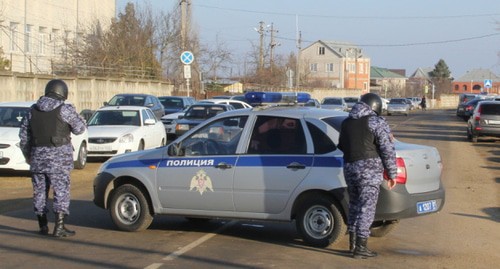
[176, 124, 190, 131]
[119, 133, 134, 143]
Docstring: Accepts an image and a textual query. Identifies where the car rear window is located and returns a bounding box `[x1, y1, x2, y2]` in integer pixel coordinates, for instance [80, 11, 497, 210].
[480, 104, 500, 115]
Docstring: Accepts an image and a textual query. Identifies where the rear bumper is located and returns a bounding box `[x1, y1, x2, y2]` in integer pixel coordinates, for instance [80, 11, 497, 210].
[375, 182, 445, 220]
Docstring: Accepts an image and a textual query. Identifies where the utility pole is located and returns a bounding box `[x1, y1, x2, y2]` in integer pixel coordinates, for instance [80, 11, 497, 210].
[257, 21, 265, 72]
[180, 0, 190, 51]
[269, 23, 279, 71]
[296, 14, 302, 89]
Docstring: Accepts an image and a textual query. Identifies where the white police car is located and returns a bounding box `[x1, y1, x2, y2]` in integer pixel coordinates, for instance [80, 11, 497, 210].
[93, 92, 445, 247]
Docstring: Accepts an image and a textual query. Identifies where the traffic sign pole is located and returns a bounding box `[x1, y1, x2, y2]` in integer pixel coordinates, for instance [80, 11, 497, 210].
[180, 51, 194, 97]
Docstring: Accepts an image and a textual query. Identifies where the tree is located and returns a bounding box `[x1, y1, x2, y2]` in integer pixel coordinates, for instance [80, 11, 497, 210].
[430, 59, 452, 97]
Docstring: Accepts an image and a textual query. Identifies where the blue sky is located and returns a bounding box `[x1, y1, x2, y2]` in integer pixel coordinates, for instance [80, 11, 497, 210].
[118, 0, 500, 78]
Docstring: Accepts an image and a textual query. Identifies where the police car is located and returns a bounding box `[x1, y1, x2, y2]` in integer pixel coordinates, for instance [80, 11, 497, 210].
[93, 92, 445, 247]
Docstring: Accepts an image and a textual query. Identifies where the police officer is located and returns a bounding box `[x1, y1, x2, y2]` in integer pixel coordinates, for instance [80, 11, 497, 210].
[338, 93, 397, 259]
[19, 79, 87, 237]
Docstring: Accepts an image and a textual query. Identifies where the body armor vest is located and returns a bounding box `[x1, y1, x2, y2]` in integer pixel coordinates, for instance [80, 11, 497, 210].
[339, 116, 380, 163]
[30, 104, 71, 147]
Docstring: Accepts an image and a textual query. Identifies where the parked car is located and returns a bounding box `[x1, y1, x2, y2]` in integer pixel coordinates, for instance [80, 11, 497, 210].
[321, 97, 348, 111]
[161, 107, 190, 141]
[458, 93, 478, 104]
[343, 97, 359, 111]
[86, 106, 166, 158]
[197, 99, 252, 110]
[456, 96, 495, 121]
[93, 92, 445, 248]
[387, 98, 410, 116]
[0, 101, 88, 170]
[467, 101, 500, 142]
[158, 96, 195, 115]
[407, 97, 422, 109]
[304, 98, 321, 108]
[104, 94, 165, 119]
[175, 103, 235, 137]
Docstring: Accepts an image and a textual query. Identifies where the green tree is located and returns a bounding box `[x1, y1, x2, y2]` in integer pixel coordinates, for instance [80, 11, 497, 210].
[430, 59, 452, 97]
[0, 47, 10, 71]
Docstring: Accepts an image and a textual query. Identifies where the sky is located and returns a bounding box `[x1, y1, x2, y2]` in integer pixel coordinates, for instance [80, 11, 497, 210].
[117, 0, 500, 79]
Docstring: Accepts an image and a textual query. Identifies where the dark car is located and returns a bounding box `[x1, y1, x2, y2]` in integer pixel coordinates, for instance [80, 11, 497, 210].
[158, 96, 196, 115]
[174, 103, 234, 137]
[456, 97, 495, 121]
[105, 94, 165, 119]
[344, 96, 359, 111]
[467, 101, 500, 142]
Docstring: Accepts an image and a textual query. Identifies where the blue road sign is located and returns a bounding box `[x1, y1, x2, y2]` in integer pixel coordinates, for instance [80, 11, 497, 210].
[484, 79, 492, 88]
[180, 51, 194, 65]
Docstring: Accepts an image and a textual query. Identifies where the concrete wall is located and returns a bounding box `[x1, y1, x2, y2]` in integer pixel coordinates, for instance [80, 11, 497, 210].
[0, 73, 173, 112]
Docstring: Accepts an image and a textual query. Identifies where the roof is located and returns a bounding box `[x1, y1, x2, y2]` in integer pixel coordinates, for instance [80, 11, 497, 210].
[302, 40, 368, 58]
[371, 66, 407, 79]
[409, 67, 433, 79]
[455, 68, 500, 82]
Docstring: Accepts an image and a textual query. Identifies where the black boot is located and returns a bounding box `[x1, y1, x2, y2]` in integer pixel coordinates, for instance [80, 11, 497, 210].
[53, 213, 75, 238]
[349, 232, 356, 253]
[37, 214, 49, 235]
[353, 237, 377, 259]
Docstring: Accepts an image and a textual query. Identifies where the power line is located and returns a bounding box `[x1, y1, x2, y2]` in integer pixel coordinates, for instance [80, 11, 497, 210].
[194, 4, 500, 20]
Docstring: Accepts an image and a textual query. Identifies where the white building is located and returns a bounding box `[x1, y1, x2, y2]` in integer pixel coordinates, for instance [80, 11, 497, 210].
[0, 0, 115, 74]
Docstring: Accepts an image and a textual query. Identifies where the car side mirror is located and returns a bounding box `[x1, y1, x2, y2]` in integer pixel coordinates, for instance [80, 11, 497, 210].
[178, 115, 184, 119]
[168, 142, 185, 156]
[103, 102, 108, 106]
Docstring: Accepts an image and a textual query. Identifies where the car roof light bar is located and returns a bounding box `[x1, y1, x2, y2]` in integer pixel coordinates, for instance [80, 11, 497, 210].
[244, 91, 311, 107]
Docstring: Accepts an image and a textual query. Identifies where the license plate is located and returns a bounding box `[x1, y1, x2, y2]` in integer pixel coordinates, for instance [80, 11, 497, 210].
[417, 200, 438, 214]
[89, 145, 112, 152]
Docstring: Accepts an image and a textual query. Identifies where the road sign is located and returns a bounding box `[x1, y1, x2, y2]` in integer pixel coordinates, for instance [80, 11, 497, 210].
[484, 79, 492, 88]
[183, 65, 191, 79]
[180, 51, 194, 65]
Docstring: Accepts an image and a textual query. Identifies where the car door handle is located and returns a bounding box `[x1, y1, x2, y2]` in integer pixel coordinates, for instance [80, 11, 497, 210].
[286, 162, 306, 170]
[215, 162, 233, 169]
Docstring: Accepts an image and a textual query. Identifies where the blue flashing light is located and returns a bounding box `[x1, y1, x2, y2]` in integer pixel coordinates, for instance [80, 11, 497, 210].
[244, 91, 311, 106]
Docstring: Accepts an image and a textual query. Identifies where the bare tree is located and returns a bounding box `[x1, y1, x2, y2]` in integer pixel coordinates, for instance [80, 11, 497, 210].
[199, 33, 232, 81]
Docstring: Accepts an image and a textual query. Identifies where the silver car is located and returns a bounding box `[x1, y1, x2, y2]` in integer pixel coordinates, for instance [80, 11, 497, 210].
[321, 97, 348, 111]
[93, 93, 444, 248]
[387, 98, 410, 116]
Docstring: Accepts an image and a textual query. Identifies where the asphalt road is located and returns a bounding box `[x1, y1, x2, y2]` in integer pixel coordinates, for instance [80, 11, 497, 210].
[0, 109, 499, 269]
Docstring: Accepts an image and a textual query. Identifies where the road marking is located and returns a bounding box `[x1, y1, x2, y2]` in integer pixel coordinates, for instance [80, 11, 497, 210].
[163, 220, 237, 261]
[143, 220, 237, 268]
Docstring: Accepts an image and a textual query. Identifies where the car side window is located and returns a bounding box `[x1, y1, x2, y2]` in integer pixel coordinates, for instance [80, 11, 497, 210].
[247, 116, 306, 155]
[144, 109, 156, 122]
[180, 116, 248, 156]
[306, 122, 337, 154]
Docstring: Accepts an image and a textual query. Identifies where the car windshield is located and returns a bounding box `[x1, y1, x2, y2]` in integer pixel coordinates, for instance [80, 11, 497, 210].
[389, 99, 406, 104]
[184, 106, 226, 119]
[108, 95, 145, 106]
[159, 97, 184, 108]
[88, 110, 141, 126]
[0, 107, 30, 127]
[323, 99, 342, 105]
[344, 97, 358, 103]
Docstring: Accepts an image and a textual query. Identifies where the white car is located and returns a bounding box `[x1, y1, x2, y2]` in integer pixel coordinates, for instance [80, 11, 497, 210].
[321, 97, 348, 111]
[87, 106, 166, 158]
[197, 99, 252, 109]
[0, 101, 88, 171]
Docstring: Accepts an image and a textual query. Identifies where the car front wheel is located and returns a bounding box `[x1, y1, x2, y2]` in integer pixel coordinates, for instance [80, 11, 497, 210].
[109, 184, 153, 232]
[296, 195, 346, 248]
[74, 142, 87, 169]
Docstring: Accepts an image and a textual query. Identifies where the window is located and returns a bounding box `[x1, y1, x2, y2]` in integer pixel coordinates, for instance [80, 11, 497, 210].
[51, 29, 60, 54]
[181, 116, 248, 156]
[306, 122, 336, 154]
[310, 63, 318, 72]
[25, 24, 32, 53]
[247, 116, 306, 155]
[10, 23, 19, 51]
[39, 27, 47, 54]
[318, 46, 325, 55]
[326, 63, 334, 72]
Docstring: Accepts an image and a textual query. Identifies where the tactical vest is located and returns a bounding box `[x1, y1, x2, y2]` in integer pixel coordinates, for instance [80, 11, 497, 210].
[30, 104, 71, 147]
[338, 115, 380, 163]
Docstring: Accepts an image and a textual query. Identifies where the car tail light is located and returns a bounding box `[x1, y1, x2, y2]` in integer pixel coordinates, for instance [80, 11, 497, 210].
[465, 105, 474, 112]
[474, 105, 482, 130]
[384, 157, 407, 184]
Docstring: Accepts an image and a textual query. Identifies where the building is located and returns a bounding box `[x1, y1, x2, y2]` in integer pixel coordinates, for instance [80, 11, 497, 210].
[407, 67, 435, 98]
[452, 68, 500, 95]
[0, 0, 115, 74]
[370, 66, 407, 98]
[300, 40, 370, 92]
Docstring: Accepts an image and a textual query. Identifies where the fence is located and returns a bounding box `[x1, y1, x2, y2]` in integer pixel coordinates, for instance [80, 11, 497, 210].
[0, 72, 173, 112]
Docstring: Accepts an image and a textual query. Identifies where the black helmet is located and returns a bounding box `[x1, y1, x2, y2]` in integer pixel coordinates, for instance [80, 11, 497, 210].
[45, 79, 68, 101]
[360, 93, 383, 115]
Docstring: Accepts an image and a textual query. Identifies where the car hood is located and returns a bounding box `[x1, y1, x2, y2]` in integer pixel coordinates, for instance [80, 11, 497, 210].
[0, 127, 20, 142]
[88, 126, 140, 137]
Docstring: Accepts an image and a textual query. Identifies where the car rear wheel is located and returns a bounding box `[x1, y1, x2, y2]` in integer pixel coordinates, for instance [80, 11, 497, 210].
[296, 195, 346, 248]
[109, 184, 153, 232]
[74, 142, 87, 169]
[370, 220, 399, 237]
